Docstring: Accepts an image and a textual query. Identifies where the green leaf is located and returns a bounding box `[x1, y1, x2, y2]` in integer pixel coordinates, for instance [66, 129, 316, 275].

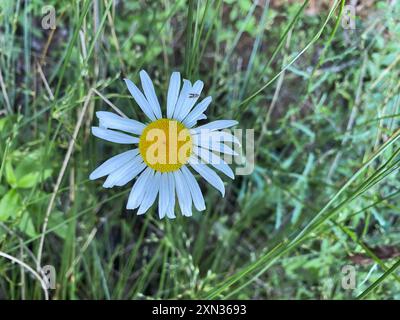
[16, 169, 52, 189]
[49, 210, 68, 239]
[18, 211, 37, 238]
[0, 117, 7, 131]
[9, 149, 53, 189]
[5, 162, 17, 187]
[0, 189, 21, 221]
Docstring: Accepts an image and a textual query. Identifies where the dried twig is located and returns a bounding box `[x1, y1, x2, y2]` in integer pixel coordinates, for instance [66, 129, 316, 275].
[36, 89, 93, 271]
[37, 63, 54, 100]
[0, 250, 49, 300]
[92, 88, 127, 118]
[0, 67, 12, 114]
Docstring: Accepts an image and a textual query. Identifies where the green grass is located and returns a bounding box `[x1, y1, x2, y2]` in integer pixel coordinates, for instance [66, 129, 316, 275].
[1, 0, 400, 300]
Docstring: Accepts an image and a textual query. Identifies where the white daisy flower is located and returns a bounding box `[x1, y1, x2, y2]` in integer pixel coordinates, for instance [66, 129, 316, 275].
[90, 70, 239, 219]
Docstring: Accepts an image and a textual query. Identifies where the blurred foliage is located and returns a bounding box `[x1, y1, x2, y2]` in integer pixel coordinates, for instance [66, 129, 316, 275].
[0, 0, 400, 299]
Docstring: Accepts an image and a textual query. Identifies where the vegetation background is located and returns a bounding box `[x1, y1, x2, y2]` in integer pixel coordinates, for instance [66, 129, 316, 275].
[0, 0, 400, 299]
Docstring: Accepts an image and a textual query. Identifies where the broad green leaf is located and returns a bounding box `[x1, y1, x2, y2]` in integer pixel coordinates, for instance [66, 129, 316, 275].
[0, 189, 21, 221]
[0, 117, 7, 131]
[5, 162, 17, 187]
[18, 211, 37, 238]
[16, 169, 52, 189]
[49, 210, 68, 239]
[7, 148, 53, 189]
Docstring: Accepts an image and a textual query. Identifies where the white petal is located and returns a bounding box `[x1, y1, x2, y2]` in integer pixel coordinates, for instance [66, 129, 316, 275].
[90, 149, 138, 180]
[139, 70, 162, 119]
[172, 79, 191, 119]
[99, 119, 107, 128]
[192, 147, 234, 179]
[137, 172, 161, 215]
[103, 155, 144, 188]
[176, 80, 204, 121]
[192, 130, 240, 146]
[211, 163, 234, 179]
[126, 168, 153, 209]
[186, 113, 207, 128]
[124, 78, 156, 121]
[192, 146, 221, 164]
[96, 111, 145, 135]
[158, 173, 170, 219]
[195, 140, 238, 156]
[182, 96, 212, 127]
[189, 158, 225, 196]
[174, 170, 193, 217]
[113, 161, 146, 187]
[167, 72, 181, 119]
[166, 173, 176, 219]
[181, 166, 205, 211]
[191, 120, 238, 134]
[92, 127, 139, 144]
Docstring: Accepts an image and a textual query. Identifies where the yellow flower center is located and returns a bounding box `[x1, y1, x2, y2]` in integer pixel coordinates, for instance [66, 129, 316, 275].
[139, 119, 192, 173]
